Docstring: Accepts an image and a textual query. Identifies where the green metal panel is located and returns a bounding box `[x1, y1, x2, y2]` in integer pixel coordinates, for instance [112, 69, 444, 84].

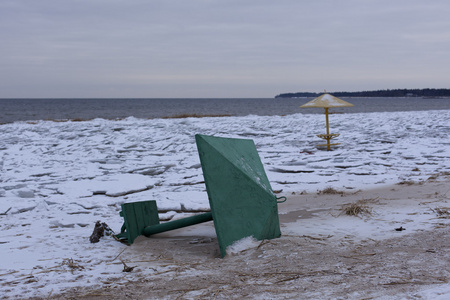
[115, 200, 160, 244]
[195, 134, 281, 257]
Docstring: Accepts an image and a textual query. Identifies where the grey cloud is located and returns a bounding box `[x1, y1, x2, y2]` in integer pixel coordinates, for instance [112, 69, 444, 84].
[1, 0, 449, 97]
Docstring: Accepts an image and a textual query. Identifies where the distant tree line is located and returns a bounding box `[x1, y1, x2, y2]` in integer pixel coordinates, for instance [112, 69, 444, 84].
[275, 88, 450, 98]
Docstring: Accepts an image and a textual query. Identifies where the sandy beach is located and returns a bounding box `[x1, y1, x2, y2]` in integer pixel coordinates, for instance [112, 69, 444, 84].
[24, 174, 449, 299]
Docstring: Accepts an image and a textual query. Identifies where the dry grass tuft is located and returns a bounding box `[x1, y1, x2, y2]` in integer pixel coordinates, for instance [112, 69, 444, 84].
[62, 258, 84, 273]
[340, 200, 373, 217]
[318, 187, 345, 195]
[432, 207, 450, 218]
[397, 180, 418, 186]
[427, 172, 450, 181]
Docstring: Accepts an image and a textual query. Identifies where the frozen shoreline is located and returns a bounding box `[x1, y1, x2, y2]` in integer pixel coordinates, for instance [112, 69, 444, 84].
[4, 177, 450, 299]
[1, 109, 450, 298]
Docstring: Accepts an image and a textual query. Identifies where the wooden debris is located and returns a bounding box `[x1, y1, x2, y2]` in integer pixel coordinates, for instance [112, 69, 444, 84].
[0, 207, 12, 216]
[120, 259, 136, 272]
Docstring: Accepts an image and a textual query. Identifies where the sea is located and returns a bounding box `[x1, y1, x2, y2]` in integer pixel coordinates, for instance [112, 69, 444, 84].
[1, 97, 450, 124]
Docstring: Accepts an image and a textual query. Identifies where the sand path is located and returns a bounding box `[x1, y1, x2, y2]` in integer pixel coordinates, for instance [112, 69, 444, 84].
[45, 175, 450, 299]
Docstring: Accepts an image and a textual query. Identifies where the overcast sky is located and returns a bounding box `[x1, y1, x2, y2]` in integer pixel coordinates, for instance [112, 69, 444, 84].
[1, 1, 449, 98]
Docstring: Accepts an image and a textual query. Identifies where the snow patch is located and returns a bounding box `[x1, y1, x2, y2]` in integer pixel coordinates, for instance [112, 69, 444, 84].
[226, 236, 259, 255]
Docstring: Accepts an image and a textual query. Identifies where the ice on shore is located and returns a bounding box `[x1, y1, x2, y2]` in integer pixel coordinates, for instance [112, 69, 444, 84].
[0, 109, 449, 298]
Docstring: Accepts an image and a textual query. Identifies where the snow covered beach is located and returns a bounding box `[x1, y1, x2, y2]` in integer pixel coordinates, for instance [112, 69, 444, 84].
[1, 109, 450, 299]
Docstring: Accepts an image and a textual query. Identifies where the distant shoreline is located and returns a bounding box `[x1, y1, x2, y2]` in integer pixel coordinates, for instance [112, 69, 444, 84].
[275, 88, 450, 98]
[1, 97, 450, 124]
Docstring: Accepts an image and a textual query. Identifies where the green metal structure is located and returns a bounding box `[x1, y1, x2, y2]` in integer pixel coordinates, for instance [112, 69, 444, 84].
[115, 200, 213, 244]
[116, 134, 282, 257]
[196, 134, 281, 256]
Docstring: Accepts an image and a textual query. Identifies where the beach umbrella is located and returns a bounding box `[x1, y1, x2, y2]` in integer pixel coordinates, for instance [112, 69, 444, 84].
[300, 92, 354, 150]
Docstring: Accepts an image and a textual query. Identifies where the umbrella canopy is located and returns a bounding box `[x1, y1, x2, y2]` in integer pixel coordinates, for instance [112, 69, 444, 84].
[300, 93, 354, 108]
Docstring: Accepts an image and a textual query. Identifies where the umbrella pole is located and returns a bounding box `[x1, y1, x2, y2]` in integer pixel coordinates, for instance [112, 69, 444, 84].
[325, 108, 331, 151]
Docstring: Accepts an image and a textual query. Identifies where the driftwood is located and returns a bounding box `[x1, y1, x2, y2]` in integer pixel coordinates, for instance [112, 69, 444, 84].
[120, 259, 136, 272]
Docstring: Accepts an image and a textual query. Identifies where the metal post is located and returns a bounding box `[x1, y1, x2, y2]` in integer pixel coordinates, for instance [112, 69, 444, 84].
[142, 212, 213, 237]
[325, 107, 331, 151]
